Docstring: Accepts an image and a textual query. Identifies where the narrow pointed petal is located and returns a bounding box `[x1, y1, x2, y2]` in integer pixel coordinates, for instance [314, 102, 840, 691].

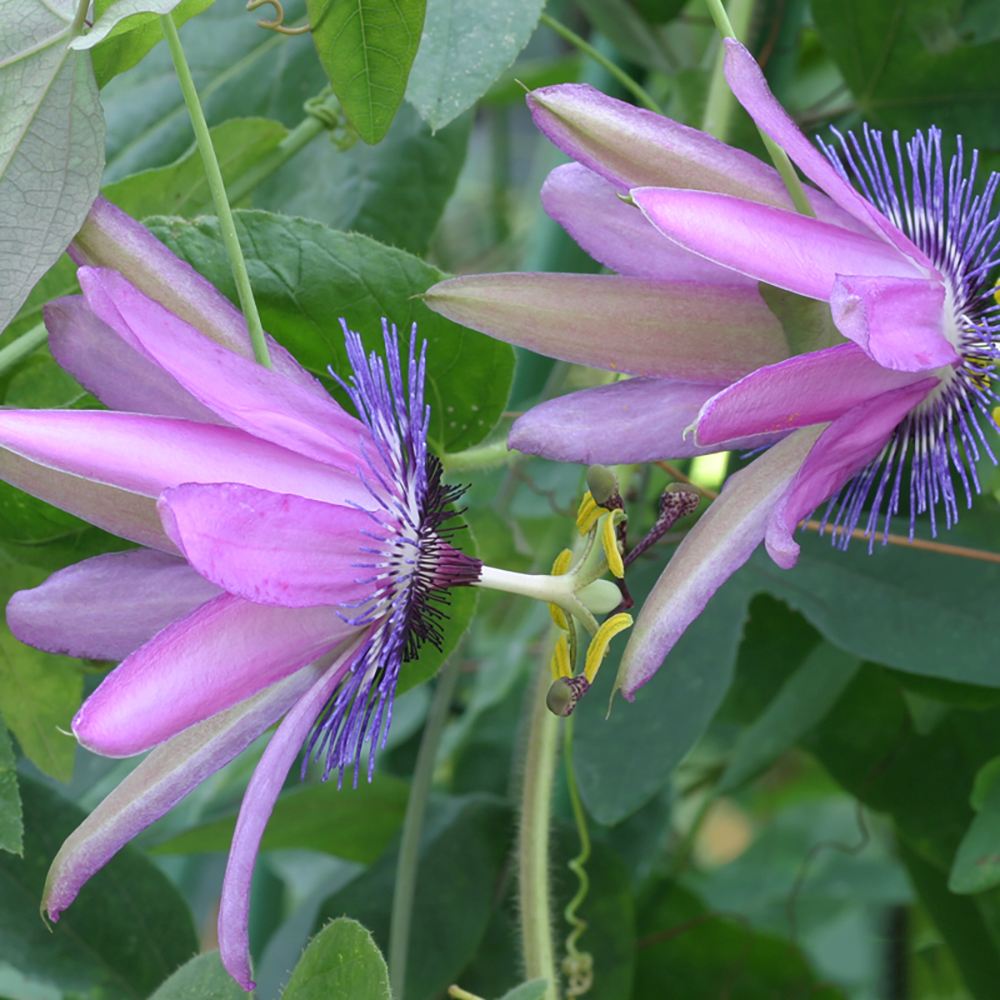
[541, 164, 749, 283]
[0, 447, 170, 550]
[44, 662, 326, 922]
[158, 483, 380, 609]
[765, 379, 938, 568]
[632, 188, 922, 300]
[72, 595, 352, 757]
[6, 550, 220, 661]
[72, 197, 327, 396]
[616, 426, 822, 699]
[79, 268, 367, 470]
[509, 378, 781, 464]
[527, 84, 857, 227]
[722, 40, 934, 270]
[696, 343, 924, 446]
[830, 274, 959, 371]
[218, 648, 357, 990]
[0, 411, 372, 541]
[45, 297, 218, 421]
[425, 274, 788, 382]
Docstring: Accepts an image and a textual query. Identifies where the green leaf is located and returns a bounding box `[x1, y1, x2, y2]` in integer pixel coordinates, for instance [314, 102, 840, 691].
[255, 103, 471, 256]
[719, 640, 860, 792]
[150, 211, 514, 451]
[282, 918, 390, 1000]
[71, 0, 186, 49]
[0, 0, 105, 334]
[90, 0, 214, 87]
[0, 717, 23, 856]
[950, 758, 1000, 894]
[105, 117, 288, 217]
[573, 0, 675, 74]
[498, 981, 549, 1000]
[307, 0, 426, 144]
[0, 778, 198, 998]
[573, 569, 752, 825]
[812, 0, 1000, 143]
[148, 951, 245, 1000]
[0, 628, 82, 784]
[634, 881, 843, 999]
[316, 795, 513, 1000]
[406, 0, 544, 131]
[151, 773, 409, 862]
[900, 838, 1000, 1000]
[747, 531, 1000, 686]
[101, 0, 326, 179]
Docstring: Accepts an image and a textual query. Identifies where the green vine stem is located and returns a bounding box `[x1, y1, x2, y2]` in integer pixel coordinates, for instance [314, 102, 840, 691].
[441, 438, 513, 474]
[0, 324, 47, 377]
[519, 660, 561, 1000]
[389, 657, 462, 998]
[703, 0, 814, 216]
[539, 13, 661, 114]
[702, 0, 755, 141]
[159, 15, 272, 367]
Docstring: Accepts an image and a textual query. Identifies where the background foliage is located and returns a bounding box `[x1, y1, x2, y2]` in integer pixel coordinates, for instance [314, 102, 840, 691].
[2, 0, 1000, 998]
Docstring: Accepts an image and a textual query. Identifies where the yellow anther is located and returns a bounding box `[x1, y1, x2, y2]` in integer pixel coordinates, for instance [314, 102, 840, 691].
[549, 602, 570, 631]
[583, 612, 633, 684]
[993, 405, 1000, 429]
[576, 491, 601, 535]
[551, 548, 573, 576]
[600, 512, 624, 578]
[550, 633, 572, 680]
[994, 283, 1000, 306]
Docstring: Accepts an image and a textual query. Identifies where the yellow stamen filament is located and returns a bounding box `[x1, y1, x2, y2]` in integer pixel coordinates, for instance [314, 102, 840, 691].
[600, 513, 624, 578]
[583, 612, 633, 684]
[550, 633, 572, 680]
[576, 491, 601, 535]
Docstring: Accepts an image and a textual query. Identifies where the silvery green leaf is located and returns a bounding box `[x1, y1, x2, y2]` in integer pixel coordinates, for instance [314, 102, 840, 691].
[0, 0, 105, 334]
[69, 0, 184, 50]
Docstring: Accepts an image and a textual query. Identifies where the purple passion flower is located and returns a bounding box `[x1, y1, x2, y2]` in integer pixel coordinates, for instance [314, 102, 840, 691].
[0, 200, 480, 989]
[424, 41, 998, 698]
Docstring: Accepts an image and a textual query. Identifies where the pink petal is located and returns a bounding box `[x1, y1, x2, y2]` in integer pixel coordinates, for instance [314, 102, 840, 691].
[218, 645, 359, 990]
[425, 273, 788, 382]
[6, 549, 220, 661]
[616, 426, 823, 699]
[527, 83, 858, 228]
[830, 274, 959, 372]
[765, 378, 938, 568]
[45, 297, 219, 421]
[0, 410, 373, 549]
[0, 446, 170, 550]
[509, 378, 783, 464]
[541, 163, 750, 283]
[73, 197, 327, 396]
[79, 268, 368, 471]
[72, 594, 353, 757]
[632, 188, 922, 300]
[158, 483, 381, 609]
[695, 343, 924, 446]
[44, 662, 325, 922]
[722, 40, 934, 270]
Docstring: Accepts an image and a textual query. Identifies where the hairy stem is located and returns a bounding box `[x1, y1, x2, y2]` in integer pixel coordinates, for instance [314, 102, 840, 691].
[518, 661, 561, 1000]
[540, 13, 661, 114]
[442, 438, 512, 473]
[160, 16, 272, 367]
[389, 658, 461, 998]
[703, 0, 814, 216]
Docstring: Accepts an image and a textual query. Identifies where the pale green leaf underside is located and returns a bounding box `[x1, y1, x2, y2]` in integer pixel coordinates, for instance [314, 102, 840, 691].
[69, 0, 184, 49]
[406, 0, 545, 130]
[0, 0, 105, 335]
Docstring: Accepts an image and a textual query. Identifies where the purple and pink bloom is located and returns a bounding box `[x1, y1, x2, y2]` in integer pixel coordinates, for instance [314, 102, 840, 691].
[0, 200, 481, 989]
[425, 40, 1000, 699]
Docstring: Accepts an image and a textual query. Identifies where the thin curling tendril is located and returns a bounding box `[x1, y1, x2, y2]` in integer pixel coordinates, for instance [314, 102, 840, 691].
[246, 0, 310, 34]
[561, 716, 594, 997]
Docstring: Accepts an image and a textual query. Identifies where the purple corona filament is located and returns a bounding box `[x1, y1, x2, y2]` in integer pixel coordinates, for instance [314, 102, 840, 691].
[818, 126, 1000, 549]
